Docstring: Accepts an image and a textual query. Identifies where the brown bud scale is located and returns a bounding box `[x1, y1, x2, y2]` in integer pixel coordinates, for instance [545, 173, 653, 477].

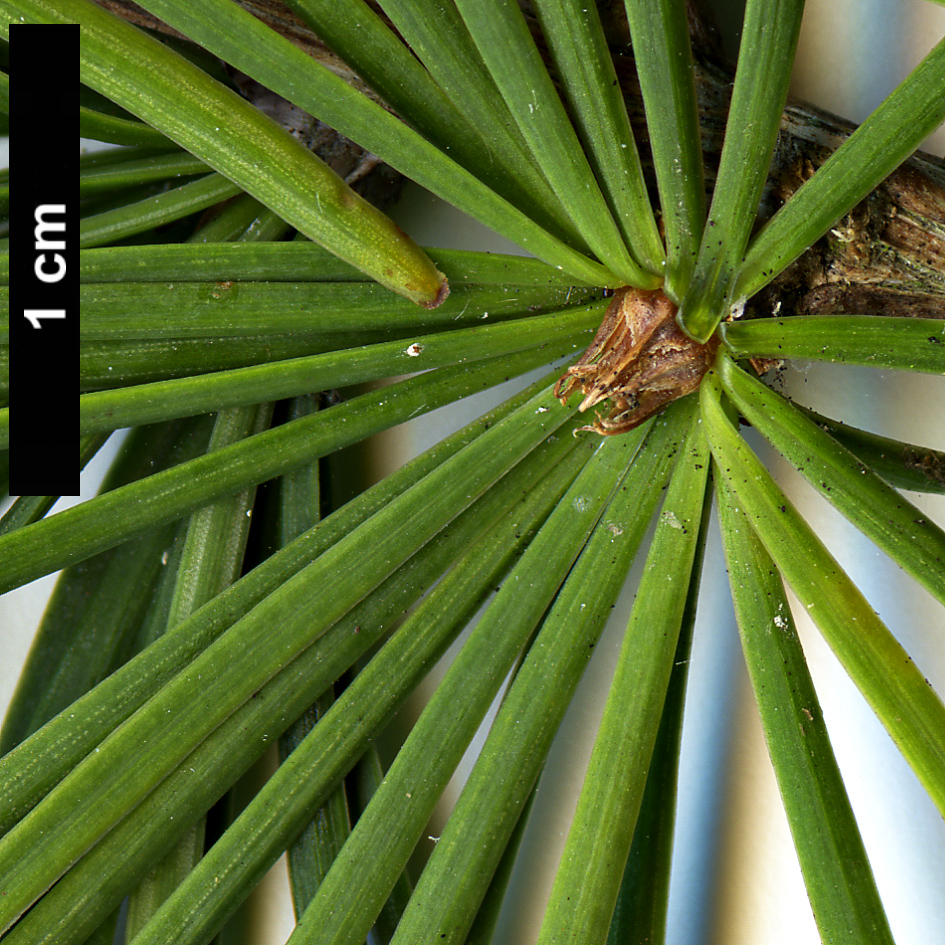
[554, 286, 720, 434]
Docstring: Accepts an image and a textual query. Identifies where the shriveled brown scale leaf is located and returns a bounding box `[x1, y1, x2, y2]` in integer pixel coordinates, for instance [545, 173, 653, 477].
[555, 286, 719, 434]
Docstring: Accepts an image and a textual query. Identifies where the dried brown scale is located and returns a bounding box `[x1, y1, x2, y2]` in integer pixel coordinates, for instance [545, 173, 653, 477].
[554, 286, 720, 434]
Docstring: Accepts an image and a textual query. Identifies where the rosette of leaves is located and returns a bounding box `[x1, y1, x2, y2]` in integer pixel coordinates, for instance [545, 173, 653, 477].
[0, 1, 944, 944]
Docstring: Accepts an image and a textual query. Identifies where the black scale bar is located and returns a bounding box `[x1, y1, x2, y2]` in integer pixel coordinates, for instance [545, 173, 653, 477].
[9, 23, 80, 496]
